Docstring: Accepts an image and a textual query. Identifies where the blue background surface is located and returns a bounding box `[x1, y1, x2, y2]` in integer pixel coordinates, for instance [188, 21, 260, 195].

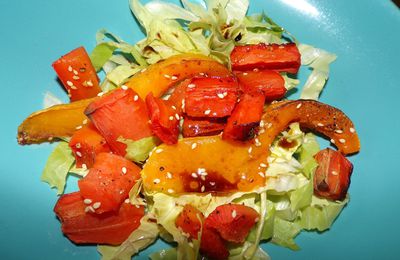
[0, 0, 399, 259]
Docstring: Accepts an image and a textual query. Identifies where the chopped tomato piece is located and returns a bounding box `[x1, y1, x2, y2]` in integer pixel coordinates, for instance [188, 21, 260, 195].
[69, 123, 111, 168]
[52, 46, 101, 102]
[230, 43, 301, 74]
[223, 91, 265, 141]
[184, 76, 239, 118]
[54, 191, 144, 245]
[205, 204, 259, 243]
[235, 70, 286, 101]
[85, 88, 153, 156]
[314, 148, 353, 200]
[200, 227, 229, 260]
[146, 93, 179, 145]
[182, 116, 226, 137]
[175, 204, 204, 239]
[165, 79, 190, 115]
[78, 153, 141, 214]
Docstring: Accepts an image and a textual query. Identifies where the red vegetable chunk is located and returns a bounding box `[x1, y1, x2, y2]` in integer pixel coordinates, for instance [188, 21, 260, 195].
[85, 88, 153, 156]
[54, 192, 144, 245]
[165, 79, 190, 115]
[69, 123, 111, 169]
[314, 148, 353, 200]
[182, 116, 226, 137]
[205, 204, 259, 243]
[52, 46, 101, 102]
[175, 204, 204, 239]
[146, 93, 179, 145]
[235, 70, 286, 101]
[230, 43, 301, 74]
[78, 153, 141, 214]
[200, 227, 229, 260]
[185, 76, 239, 118]
[223, 91, 265, 141]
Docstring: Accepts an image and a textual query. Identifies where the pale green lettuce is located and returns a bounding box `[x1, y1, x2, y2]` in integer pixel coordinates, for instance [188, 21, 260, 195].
[118, 136, 160, 164]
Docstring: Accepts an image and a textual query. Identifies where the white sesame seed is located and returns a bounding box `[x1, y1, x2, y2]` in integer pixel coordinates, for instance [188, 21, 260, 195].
[153, 178, 160, 184]
[330, 139, 335, 144]
[217, 93, 225, 99]
[339, 138, 346, 144]
[232, 210, 237, 218]
[335, 129, 343, 134]
[317, 123, 324, 127]
[171, 75, 178, 80]
[134, 95, 139, 101]
[164, 74, 171, 79]
[83, 199, 92, 205]
[82, 163, 87, 170]
[93, 202, 101, 209]
[259, 129, 265, 134]
[121, 85, 128, 90]
[97, 92, 104, 97]
[191, 143, 197, 149]
[166, 172, 172, 179]
[75, 143, 81, 149]
[122, 167, 127, 175]
[259, 120, 265, 128]
[187, 83, 196, 88]
[212, 112, 217, 116]
[167, 189, 174, 194]
[68, 66, 73, 72]
[76, 151, 82, 157]
[223, 92, 228, 97]
[331, 170, 338, 176]
[204, 109, 211, 115]
[171, 105, 177, 110]
[199, 72, 205, 76]
[266, 123, 273, 129]
[248, 147, 252, 154]
[296, 103, 302, 109]
[260, 163, 267, 168]
[210, 182, 216, 186]
[124, 199, 130, 204]
[73, 70, 78, 75]
[169, 116, 174, 121]
[72, 75, 80, 80]
[201, 175, 206, 181]
[350, 127, 355, 133]
[155, 149, 163, 153]
[243, 72, 248, 75]
[85, 206, 95, 213]
[255, 138, 261, 147]
[70, 85, 78, 90]
[241, 174, 247, 180]
[181, 99, 185, 110]
[66, 80, 73, 87]
[141, 68, 147, 73]
[201, 186, 205, 192]
[258, 172, 265, 178]
[119, 190, 124, 194]
[76, 125, 82, 130]
[191, 173, 198, 178]
[82, 119, 88, 125]
[175, 113, 180, 120]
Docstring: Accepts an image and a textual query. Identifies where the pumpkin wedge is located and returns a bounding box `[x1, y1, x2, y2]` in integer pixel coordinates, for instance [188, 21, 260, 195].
[141, 100, 360, 195]
[17, 54, 230, 144]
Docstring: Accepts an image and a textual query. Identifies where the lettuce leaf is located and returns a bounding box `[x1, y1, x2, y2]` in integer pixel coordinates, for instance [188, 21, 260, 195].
[43, 91, 63, 108]
[41, 142, 75, 195]
[271, 217, 301, 250]
[150, 248, 178, 260]
[118, 136, 160, 163]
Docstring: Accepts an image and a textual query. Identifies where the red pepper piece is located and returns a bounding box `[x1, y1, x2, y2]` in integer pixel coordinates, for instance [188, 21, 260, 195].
[182, 116, 226, 137]
[52, 46, 101, 102]
[78, 153, 141, 214]
[230, 43, 301, 74]
[184, 76, 239, 118]
[54, 191, 144, 245]
[175, 204, 204, 239]
[200, 227, 229, 260]
[69, 123, 111, 169]
[222, 91, 265, 141]
[235, 70, 286, 101]
[146, 93, 180, 145]
[314, 148, 353, 200]
[85, 88, 153, 156]
[205, 204, 259, 243]
[165, 79, 190, 115]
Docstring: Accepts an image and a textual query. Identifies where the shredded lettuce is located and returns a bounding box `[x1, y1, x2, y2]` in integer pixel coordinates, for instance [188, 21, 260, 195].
[43, 91, 63, 108]
[150, 248, 178, 260]
[118, 136, 160, 164]
[41, 142, 75, 195]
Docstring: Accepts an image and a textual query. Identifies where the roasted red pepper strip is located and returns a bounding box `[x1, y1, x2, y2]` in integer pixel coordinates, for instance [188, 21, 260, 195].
[314, 148, 353, 200]
[230, 43, 301, 74]
[69, 123, 111, 169]
[182, 116, 226, 137]
[235, 70, 286, 101]
[54, 191, 144, 245]
[184, 76, 239, 118]
[52, 46, 101, 102]
[165, 79, 190, 115]
[146, 93, 180, 145]
[223, 91, 265, 141]
[85, 88, 153, 156]
[78, 153, 141, 214]
[205, 204, 259, 243]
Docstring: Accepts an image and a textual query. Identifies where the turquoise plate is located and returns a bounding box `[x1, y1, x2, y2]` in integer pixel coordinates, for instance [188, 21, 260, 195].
[1, 0, 399, 259]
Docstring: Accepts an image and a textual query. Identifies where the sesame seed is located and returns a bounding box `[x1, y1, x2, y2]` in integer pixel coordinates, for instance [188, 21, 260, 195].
[255, 138, 261, 147]
[153, 178, 160, 184]
[166, 172, 172, 179]
[85, 206, 95, 213]
[248, 147, 252, 154]
[187, 83, 196, 88]
[135, 205, 140, 208]
[83, 199, 92, 205]
[339, 138, 346, 144]
[72, 75, 80, 80]
[191, 143, 197, 149]
[350, 127, 355, 133]
[164, 74, 171, 79]
[191, 173, 198, 178]
[155, 149, 163, 153]
[209, 182, 216, 186]
[217, 93, 225, 99]
[76, 151, 82, 157]
[212, 112, 217, 116]
[241, 174, 247, 180]
[296, 103, 302, 109]
[70, 85, 77, 90]
[181, 99, 185, 110]
[82, 163, 87, 170]
[169, 116, 174, 121]
[76, 125, 82, 130]
[335, 129, 343, 134]
[199, 72, 205, 76]
[258, 172, 265, 178]
[260, 163, 267, 168]
[259, 120, 265, 128]
[330, 139, 335, 144]
[204, 109, 211, 115]
[232, 210, 237, 218]
[97, 92, 104, 97]
[167, 189, 174, 194]
[121, 85, 128, 90]
[223, 92, 228, 97]
[201, 186, 205, 192]
[66, 81, 73, 87]
[68, 66, 73, 72]
[122, 167, 127, 174]
[253, 68, 259, 72]
[266, 123, 273, 129]
[131, 95, 138, 102]
[259, 129, 265, 134]
[75, 143, 81, 149]
[171, 105, 177, 110]
[93, 202, 101, 209]
[73, 70, 78, 75]
[188, 242, 194, 248]
[201, 175, 206, 181]
[317, 123, 324, 127]
[332, 170, 338, 176]
[243, 72, 248, 75]
[175, 113, 180, 120]
[171, 76, 178, 80]
[124, 199, 130, 204]
[254, 217, 260, 222]
[119, 190, 124, 194]
[141, 68, 147, 73]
